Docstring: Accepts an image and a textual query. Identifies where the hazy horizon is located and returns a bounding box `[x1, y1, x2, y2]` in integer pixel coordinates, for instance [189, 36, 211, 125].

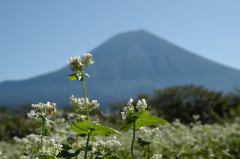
[1, 0, 240, 82]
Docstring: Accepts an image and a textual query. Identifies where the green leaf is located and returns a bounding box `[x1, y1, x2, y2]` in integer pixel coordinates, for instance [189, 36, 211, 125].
[57, 149, 81, 159]
[135, 111, 168, 129]
[36, 155, 55, 159]
[121, 110, 168, 131]
[57, 144, 81, 158]
[61, 144, 73, 150]
[120, 113, 139, 130]
[68, 74, 78, 81]
[71, 121, 120, 136]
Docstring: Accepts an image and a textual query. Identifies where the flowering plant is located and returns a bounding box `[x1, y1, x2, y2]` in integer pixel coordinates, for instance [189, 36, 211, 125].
[63, 53, 119, 159]
[14, 102, 61, 159]
[120, 98, 168, 159]
[9, 52, 170, 159]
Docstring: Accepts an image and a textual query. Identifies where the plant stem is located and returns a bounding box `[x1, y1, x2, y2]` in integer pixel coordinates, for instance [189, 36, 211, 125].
[81, 78, 90, 122]
[40, 118, 44, 149]
[84, 130, 92, 159]
[131, 121, 136, 159]
[76, 135, 79, 159]
[90, 152, 94, 159]
[147, 144, 150, 159]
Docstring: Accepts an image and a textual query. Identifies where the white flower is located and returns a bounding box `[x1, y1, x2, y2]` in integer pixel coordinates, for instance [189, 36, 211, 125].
[138, 127, 159, 141]
[69, 95, 99, 113]
[68, 56, 83, 71]
[93, 136, 121, 155]
[29, 102, 56, 119]
[150, 154, 162, 159]
[121, 98, 134, 120]
[15, 134, 62, 157]
[136, 99, 147, 111]
[121, 111, 127, 120]
[27, 102, 56, 129]
[81, 53, 94, 65]
[68, 53, 94, 71]
[121, 98, 148, 120]
[27, 110, 36, 118]
[193, 114, 200, 120]
[127, 98, 134, 106]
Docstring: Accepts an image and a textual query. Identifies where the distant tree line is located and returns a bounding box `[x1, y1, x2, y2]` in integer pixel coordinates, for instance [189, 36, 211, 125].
[109, 85, 240, 124]
[0, 106, 36, 141]
[148, 85, 240, 123]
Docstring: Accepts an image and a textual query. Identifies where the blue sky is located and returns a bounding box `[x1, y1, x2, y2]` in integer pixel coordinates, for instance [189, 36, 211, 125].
[0, 0, 240, 82]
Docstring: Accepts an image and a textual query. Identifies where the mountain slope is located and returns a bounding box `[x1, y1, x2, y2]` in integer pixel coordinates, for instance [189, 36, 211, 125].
[1, 30, 240, 107]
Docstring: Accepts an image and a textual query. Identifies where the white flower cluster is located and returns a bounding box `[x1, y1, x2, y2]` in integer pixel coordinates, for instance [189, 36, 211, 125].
[68, 56, 82, 70]
[150, 154, 162, 159]
[0, 151, 7, 159]
[121, 98, 148, 119]
[69, 95, 99, 113]
[68, 53, 94, 71]
[27, 102, 56, 119]
[93, 136, 122, 155]
[136, 99, 148, 111]
[121, 98, 134, 120]
[14, 134, 62, 157]
[81, 53, 94, 66]
[138, 127, 159, 141]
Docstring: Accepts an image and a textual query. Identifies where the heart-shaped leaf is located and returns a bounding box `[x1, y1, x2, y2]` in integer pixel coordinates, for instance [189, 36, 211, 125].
[122, 110, 168, 131]
[71, 121, 120, 136]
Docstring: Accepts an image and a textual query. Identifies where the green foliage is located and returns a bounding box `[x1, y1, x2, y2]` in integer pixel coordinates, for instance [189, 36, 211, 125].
[148, 85, 239, 123]
[57, 144, 81, 159]
[135, 111, 168, 129]
[36, 155, 56, 159]
[121, 110, 168, 131]
[68, 74, 78, 81]
[71, 121, 120, 136]
[137, 137, 150, 147]
[0, 109, 36, 141]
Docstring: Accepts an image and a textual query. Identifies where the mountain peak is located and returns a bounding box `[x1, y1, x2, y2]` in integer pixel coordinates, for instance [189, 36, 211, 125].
[1, 30, 240, 107]
[117, 29, 151, 36]
[111, 29, 159, 41]
[93, 29, 168, 57]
